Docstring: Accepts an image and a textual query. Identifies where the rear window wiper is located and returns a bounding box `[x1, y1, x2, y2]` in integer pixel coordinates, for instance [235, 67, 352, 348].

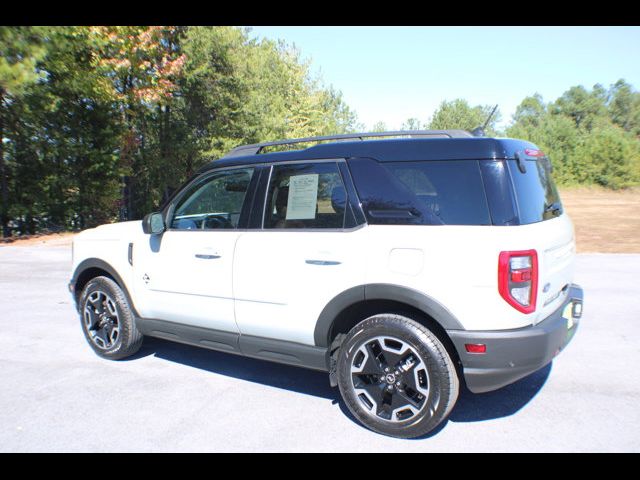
[544, 202, 562, 216]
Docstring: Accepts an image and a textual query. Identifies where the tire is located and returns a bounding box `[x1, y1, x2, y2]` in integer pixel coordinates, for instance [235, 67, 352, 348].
[336, 313, 459, 438]
[78, 276, 143, 360]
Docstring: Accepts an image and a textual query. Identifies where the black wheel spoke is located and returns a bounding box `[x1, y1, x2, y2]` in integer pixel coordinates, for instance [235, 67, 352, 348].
[84, 307, 97, 329]
[376, 389, 394, 419]
[360, 342, 386, 375]
[377, 347, 403, 371]
[103, 322, 116, 341]
[402, 365, 428, 397]
[357, 381, 387, 409]
[401, 365, 420, 391]
[94, 327, 109, 346]
[393, 388, 422, 411]
[88, 293, 104, 314]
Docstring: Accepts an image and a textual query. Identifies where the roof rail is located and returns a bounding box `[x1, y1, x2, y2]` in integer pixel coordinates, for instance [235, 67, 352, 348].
[222, 129, 473, 158]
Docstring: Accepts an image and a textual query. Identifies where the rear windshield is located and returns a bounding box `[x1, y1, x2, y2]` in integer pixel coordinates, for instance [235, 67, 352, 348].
[348, 158, 491, 225]
[506, 156, 563, 224]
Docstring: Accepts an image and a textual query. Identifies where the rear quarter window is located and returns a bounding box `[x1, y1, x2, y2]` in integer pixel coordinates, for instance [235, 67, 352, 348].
[348, 158, 491, 226]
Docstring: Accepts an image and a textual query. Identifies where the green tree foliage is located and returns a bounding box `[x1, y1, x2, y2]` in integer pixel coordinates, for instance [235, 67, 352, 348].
[507, 96, 583, 184]
[608, 79, 640, 136]
[427, 99, 502, 135]
[507, 81, 640, 189]
[574, 121, 640, 189]
[4, 27, 122, 232]
[0, 26, 359, 236]
[0, 26, 48, 236]
[401, 118, 423, 130]
[0, 27, 46, 94]
[550, 84, 608, 131]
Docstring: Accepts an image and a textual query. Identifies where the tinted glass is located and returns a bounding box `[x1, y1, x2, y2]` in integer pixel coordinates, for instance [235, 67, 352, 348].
[507, 157, 562, 224]
[348, 158, 491, 226]
[265, 162, 347, 229]
[171, 168, 254, 230]
[479, 160, 519, 226]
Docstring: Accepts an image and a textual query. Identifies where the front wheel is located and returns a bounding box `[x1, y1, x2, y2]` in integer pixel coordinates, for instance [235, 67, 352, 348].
[78, 276, 143, 360]
[336, 314, 459, 438]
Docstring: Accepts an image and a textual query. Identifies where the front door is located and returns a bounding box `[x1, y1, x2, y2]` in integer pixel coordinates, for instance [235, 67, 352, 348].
[133, 167, 255, 332]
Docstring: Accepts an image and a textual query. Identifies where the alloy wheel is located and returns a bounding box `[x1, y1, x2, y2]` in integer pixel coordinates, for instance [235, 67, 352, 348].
[350, 335, 430, 423]
[83, 290, 120, 350]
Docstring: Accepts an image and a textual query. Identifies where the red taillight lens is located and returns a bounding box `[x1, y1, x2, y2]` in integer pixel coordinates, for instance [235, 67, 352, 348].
[510, 269, 532, 282]
[498, 250, 538, 314]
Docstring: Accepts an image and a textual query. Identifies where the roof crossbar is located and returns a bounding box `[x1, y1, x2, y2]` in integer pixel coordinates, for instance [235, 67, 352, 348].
[222, 129, 473, 158]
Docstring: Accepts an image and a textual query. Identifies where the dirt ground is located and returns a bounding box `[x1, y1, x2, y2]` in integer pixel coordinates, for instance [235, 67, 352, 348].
[560, 187, 640, 253]
[0, 231, 76, 247]
[0, 188, 638, 253]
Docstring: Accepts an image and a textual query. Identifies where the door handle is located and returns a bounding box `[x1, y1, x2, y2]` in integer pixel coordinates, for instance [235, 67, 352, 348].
[305, 259, 341, 266]
[195, 253, 221, 259]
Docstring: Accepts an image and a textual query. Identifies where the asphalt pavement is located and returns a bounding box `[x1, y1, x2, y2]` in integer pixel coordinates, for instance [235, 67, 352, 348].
[0, 245, 638, 452]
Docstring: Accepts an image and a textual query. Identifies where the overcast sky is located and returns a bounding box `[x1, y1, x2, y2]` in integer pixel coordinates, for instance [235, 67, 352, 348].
[247, 26, 640, 132]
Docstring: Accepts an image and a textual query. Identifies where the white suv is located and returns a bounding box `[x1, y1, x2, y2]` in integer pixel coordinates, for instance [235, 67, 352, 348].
[69, 130, 583, 438]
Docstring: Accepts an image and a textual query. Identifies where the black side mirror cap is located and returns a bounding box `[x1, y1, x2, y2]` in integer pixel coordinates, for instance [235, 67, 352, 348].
[142, 212, 166, 235]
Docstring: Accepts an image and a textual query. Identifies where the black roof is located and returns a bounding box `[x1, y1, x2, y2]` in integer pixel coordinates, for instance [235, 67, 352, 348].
[198, 136, 538, 173]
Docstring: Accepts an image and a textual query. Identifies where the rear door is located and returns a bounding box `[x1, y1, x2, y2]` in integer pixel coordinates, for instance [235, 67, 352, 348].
[232, 160, 368, 346]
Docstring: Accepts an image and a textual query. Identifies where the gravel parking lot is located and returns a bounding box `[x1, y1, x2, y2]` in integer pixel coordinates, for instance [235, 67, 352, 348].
[0, 244, 639, 452]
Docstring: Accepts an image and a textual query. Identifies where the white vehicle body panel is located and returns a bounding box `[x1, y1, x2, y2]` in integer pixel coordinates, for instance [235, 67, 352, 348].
[130, 230, 241, 332]
[233, 228, 368, 345]
[362, 213, 575, 332]
[71, 221, 141, 311]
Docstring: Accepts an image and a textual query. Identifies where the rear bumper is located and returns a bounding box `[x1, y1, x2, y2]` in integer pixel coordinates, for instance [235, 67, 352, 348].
[448, 284, 583, 393]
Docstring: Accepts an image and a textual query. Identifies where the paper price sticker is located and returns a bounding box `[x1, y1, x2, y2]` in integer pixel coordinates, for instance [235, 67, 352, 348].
[286, 174, 319, 220]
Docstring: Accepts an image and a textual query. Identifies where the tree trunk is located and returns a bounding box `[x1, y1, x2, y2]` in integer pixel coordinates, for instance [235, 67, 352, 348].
[0, 89, 10, 238]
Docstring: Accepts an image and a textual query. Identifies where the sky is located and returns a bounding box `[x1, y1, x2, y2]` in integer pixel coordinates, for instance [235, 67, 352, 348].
[246, 26, 640, 132]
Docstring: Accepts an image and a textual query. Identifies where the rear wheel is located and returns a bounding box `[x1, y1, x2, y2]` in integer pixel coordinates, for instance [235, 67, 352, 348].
[337, 313, 459, 438]
[79, 276, 143, 360]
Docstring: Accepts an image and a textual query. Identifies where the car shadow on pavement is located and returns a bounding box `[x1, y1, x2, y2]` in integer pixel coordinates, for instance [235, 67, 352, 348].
[450, 363, 552, 423]
[416, 362, 553, 439]
[131, 336, 552, 438]
[130, 336, 337, 400]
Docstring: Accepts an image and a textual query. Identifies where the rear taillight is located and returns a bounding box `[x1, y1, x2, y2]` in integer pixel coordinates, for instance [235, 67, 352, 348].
[498, 250, 538, 314]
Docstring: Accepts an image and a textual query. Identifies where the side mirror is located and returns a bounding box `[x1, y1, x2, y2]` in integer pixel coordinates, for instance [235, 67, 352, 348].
[142, 212, 166, 235]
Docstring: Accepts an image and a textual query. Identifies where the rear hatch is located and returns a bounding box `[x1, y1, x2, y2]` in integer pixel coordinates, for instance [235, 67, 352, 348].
[505, 151, 576, 322]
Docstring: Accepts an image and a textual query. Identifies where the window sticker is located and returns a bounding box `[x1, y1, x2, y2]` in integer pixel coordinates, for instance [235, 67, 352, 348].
[286, 174, 319, 220]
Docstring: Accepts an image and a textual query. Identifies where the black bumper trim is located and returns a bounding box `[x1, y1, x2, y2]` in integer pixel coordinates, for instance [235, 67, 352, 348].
[448, 284, 583, 393]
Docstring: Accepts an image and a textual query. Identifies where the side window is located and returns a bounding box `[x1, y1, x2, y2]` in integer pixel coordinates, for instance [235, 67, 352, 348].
[383, 160, 491, 225]
[348, 158, 491, 226]
[264, 162, 348, 229]
[171, 168, 254, 230]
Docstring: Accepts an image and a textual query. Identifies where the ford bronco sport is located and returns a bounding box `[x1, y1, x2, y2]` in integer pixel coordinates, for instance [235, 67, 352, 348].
[69, 130, 583, 438]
